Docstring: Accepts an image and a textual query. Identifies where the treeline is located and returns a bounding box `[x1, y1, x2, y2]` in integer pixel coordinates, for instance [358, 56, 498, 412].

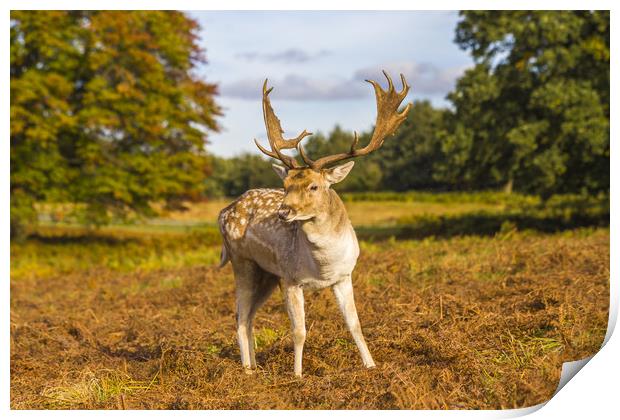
[207, 11, 609, 199]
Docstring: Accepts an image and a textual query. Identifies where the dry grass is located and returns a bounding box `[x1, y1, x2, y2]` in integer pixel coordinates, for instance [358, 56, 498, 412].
[10, 220, 609, 409]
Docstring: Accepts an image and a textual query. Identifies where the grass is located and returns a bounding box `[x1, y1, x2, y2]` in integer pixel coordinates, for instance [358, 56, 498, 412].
[10, 192, 609, 409]
[10, 227, 222, 280]
[254, 328, 284, 350]
[40, 369, 157, 409]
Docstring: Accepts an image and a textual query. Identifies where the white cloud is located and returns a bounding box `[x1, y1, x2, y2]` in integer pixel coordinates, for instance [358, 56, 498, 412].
[221, 74, 366, 101]
[235, 48, 331, 63]
[220, 62, 469, 101]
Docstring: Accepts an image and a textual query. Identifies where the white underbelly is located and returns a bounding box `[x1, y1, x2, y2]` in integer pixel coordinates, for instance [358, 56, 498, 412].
[297, 275, 343, 291]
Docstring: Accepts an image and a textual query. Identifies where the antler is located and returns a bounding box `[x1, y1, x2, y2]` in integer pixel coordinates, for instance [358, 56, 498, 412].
[254, 79, 312, 169]
[298, 70, 411, 170]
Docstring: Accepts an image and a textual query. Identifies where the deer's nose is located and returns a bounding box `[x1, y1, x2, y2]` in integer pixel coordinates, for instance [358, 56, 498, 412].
[278, 206, 291, 221]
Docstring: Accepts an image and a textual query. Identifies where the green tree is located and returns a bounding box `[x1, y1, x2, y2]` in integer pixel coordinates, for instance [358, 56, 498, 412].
[377, 100, 448, 191]
[438, 11, 609, 196]
[10, 11, 221, 236]
[205, 154, 282, 198]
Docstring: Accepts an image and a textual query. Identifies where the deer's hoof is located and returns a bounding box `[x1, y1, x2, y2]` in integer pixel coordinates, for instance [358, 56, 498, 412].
[244, 368, 255, 375]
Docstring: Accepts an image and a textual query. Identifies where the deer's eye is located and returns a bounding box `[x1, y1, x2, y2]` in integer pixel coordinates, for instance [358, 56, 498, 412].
[309, 184, 318, 191]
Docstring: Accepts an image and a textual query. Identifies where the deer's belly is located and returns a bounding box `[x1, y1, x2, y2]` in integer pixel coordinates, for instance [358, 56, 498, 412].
[296, 275, 344, 291]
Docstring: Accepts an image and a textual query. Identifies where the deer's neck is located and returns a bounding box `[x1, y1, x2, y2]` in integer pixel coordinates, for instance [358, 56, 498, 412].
[282, 190, 359, 289]
[298, 190, 359, 270]
[299, 189, 352, 242]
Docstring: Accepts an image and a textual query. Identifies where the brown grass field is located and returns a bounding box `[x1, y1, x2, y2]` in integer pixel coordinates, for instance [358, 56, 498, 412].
[10, 197, 609, 409]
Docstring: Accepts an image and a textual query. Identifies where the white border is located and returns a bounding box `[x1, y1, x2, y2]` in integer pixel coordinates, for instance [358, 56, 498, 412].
[3, 1, 617, 418]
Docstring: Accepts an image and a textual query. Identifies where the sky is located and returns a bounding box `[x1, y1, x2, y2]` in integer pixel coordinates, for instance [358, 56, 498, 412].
[189, 11, 473, 157]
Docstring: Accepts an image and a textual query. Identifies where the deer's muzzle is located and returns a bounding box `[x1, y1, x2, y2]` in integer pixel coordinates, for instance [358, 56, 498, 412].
[278, 206, 292, 221]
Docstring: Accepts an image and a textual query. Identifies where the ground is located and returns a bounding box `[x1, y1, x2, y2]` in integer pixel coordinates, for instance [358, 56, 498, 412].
[10, 195, 609, 409]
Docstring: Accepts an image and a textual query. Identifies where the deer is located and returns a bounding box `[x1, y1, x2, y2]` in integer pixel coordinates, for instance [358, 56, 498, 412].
[218, 71, 411, 377]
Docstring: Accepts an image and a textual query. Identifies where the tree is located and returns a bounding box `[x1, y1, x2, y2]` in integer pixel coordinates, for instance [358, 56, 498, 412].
[438, 11, 609, 196]
[10, 11, 221, 236]
[377, 100, 448, 191]
[204, 154, 282, 198]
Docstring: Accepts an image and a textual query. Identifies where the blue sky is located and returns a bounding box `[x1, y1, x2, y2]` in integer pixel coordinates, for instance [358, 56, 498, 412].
[189, 11, 473, 157]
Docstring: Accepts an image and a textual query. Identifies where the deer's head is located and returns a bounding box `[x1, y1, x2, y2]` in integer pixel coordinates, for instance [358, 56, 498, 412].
[254, 71, 412, 223]
[270, 163, 354, 222]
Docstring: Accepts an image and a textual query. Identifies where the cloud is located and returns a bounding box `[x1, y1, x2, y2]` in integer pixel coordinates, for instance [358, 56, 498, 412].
[235, 48, 331, 63]
[221, 74, 366, 101]
[354, 62, 469, 95]
[220, 62, 469, 101]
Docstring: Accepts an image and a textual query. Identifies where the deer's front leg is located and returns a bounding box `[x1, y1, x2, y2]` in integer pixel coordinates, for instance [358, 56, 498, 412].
[283, 284, 306, 377]
[332, 277, 376, 368]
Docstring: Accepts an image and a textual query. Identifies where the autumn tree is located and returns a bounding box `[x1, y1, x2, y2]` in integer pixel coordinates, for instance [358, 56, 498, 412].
[10, 11, 221, 236]
[437, 11, 609, 196]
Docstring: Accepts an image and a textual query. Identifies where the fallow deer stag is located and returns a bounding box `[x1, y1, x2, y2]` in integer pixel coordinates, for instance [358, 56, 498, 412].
[218, 71, 411, 376]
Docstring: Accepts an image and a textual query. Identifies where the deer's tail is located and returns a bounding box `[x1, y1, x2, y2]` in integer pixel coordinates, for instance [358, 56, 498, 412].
[218, 244, 230, 268]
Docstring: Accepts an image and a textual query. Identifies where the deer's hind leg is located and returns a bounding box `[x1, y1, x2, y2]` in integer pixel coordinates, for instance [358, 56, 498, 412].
[247, 269, 279, 368]
[232, 258, 278, 372]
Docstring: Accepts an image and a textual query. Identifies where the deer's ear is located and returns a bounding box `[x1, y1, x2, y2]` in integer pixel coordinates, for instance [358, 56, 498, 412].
[324, 161, 355, 185]
[272, 164, 289, 180]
